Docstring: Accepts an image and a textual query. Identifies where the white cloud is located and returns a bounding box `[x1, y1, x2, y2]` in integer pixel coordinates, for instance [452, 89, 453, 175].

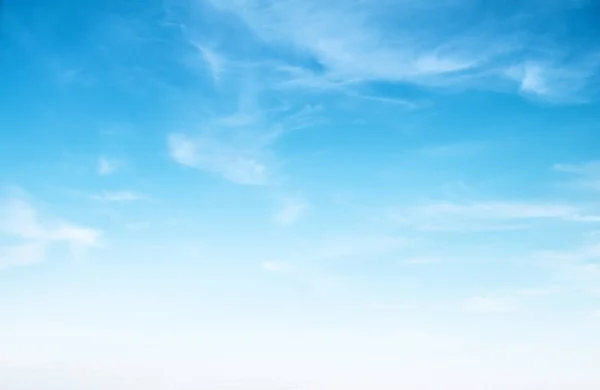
[98, 157, 119, 176]
[579, 263, 600, 276]
[0, 242, 46, 269]
[393, 200, 600, 231]
[210, 0, 482, 82]
[191, 42, 226, 82]
[316, 234, 407, 260]
[554, 161, 600, 176]
[48, 224, 100, 246]
[168, 133, 269, 185]
[417, 201, 577, 220]
[403, 257, 441, 265]
[168, 133, 197, 166]
[91, 191, 145, 202]
[417, 141, 487, 158]
[165, 96, 323, 187]
[261, 260, 296, 273]
[509, 63, 550, 96]
[537, 243, 600, 265]
[368, 302, 417, 311]
[0, 196, 101, 269]
[534, 244, 600, 294]
[1, 198, 46, 239]
[515, 289, 553, 297]
[207, 0, 599, 102]
[506, 59, 599, 101]
[521, 65, 549, 96]
[554, 161, 600, 192]
[464, 296, 515, 314]
[274, 198, 309, 226]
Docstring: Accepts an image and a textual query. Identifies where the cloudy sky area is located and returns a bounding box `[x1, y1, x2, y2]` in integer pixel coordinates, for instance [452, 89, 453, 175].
[1, 0, 600, 389]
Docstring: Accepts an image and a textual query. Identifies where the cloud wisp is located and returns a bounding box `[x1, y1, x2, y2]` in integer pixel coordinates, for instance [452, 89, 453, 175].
[91, 191, 146, 203]
[391, 200, 600, 231]
[274, 197, 309, 226]
[168, 132, 270, 186]
[205, 0, 600, 102]
[261, 260, 297, 273]
[554, 161, 600, 192]
[464, 296, 515, 314]
[167, 98, 323, 186]
[0, 196, 101, 269]
[97, 157, 119, 176]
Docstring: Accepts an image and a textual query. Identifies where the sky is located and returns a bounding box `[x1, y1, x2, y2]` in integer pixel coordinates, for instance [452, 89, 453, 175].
[1, 0, 600, 389]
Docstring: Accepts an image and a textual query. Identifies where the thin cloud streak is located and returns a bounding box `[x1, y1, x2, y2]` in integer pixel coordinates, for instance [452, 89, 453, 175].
[98, 157, 119, 176]
[91, 191, 146, 202]
[168, 133, 269, 186]
[554, 161, 600, 192]
[464, 296, 515, 314]
[206, 0, 600, 102]
[274, 198, 309, 226]
[0, 196, 101, 269]
[392, 200, 600, 231]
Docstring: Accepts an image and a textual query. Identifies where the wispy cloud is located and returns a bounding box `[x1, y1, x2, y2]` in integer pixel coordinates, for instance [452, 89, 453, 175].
[537, 243, 600, 271]
[554, 161, 600, 192]
[0, 195, 101, 269]
[315, 234, 407, 260]
[91, 190, 145, 202]
[515, 63, 553, 96]
[190, 42, 226, 82]
[0, 242, 46, 269]
[534, 242, 600, 296]
[416, 140, 488, 158]
[98, 157, 119, 176]
[259, 233, 409, 295]
[403, 257, 442, 265]
[464, 296, 515, 314]
[168, 133, 269, 185]
[515, 288, 553, 297]
[555, 161, 600, 175]
[167, 96, 323, 186]
[392, 200, 600, 231]
[416, 201, 578, 219]
[261, 260, 297, 273]
[505, 59, 600, 102]
[209, 0, 484, 81]
[368, 302, 418, 311]
[165, 84, 290, 186]
[274, 197, 309, 226]
[206, 0, 599, 102]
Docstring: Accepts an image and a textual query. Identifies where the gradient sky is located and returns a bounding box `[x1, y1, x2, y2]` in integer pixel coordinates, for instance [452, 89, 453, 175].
[2, 0, 600, 389]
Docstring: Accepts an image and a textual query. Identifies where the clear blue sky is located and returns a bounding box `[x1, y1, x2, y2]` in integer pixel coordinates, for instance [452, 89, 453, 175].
[1, 0, 600, 389]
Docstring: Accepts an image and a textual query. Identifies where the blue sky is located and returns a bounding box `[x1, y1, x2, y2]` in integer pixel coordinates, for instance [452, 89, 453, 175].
[1, 0, 600, 388]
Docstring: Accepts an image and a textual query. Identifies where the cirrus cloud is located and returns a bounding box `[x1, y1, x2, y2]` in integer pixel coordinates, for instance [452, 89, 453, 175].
[0, 195, 101, 269]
